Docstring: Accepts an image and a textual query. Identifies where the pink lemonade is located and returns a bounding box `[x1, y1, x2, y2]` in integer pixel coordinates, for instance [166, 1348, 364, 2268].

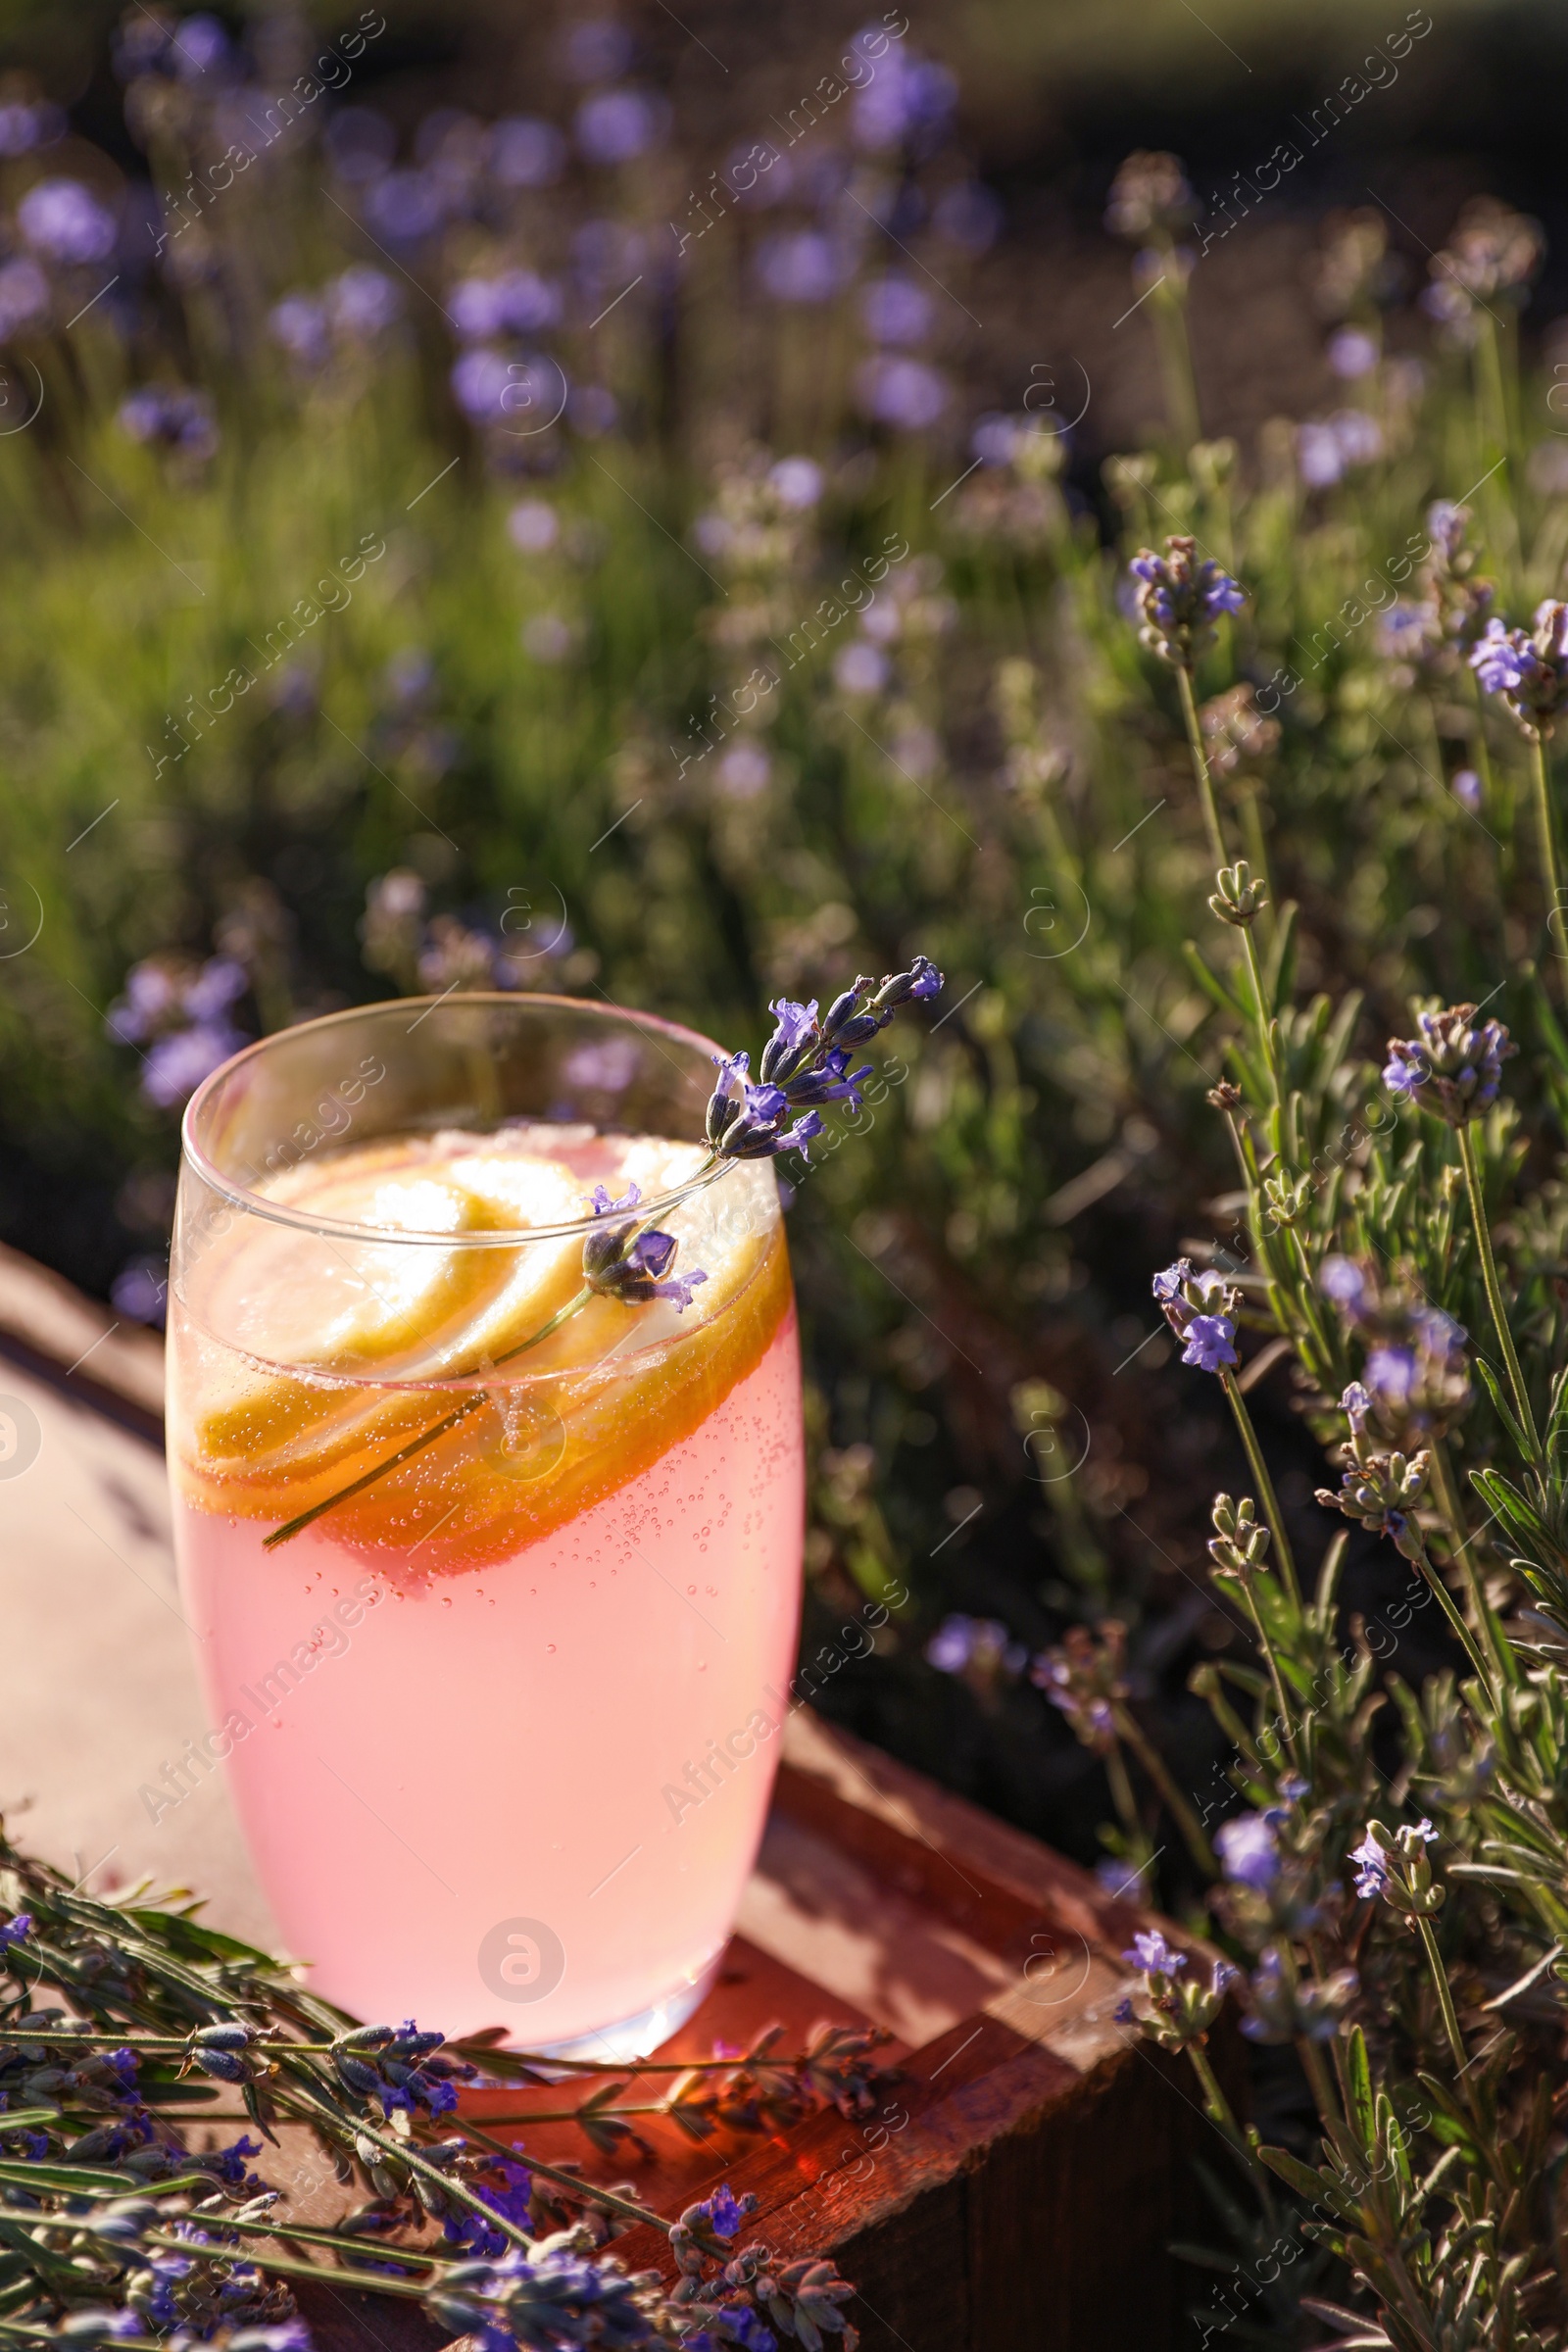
[168, 1119, 804, 2055]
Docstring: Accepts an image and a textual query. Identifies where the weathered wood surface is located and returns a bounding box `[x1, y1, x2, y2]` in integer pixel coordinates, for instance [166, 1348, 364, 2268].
[0, 1253, 1230, 2350]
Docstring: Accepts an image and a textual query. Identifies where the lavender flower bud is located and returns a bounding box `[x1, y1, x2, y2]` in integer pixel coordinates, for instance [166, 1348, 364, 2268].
[871, 953, 944, 1010]
[1207, 1493, 1271, 1581]
[187, 2024, 254, 2084]
[1316, 1386, 1431, 1558]
[1207, 858, 1267, 928]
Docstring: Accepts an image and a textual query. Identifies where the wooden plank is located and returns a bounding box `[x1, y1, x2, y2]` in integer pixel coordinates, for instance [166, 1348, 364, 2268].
[0, 1236, 164, 1441]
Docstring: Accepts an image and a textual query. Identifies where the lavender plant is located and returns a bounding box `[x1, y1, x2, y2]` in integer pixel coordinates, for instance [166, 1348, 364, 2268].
[0, 1833, 873, 2352]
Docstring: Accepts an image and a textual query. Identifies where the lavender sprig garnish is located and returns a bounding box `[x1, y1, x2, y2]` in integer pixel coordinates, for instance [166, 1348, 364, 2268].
[264, 956, 942, 1548]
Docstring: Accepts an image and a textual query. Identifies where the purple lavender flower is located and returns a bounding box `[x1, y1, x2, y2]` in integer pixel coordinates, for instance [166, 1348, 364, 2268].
[575, 88, 664, 166]
[1470, 601, 1568, 737]
[171, 14, 230, 79]
[270, 295, 328, 367]
[1319, 1256, 1368, 1312]
[329, 267, 403, 338]
[1215, 1813, 1280, 1889]
[334, 2022, 472, 2119]
[1349, 1830, 1391, 1900]
[1453, 767, 1482, 811]
[705, 1061, 823, 1160]
[118, 385, 219, 459]
[444, 2208, 509, 2260]
[19, 177, 116, 265]
[833, 642, 890, 697]
[0, 258, 48, 340]
[1154, 1260, 1241, 1378]
[1379, 601, 1440, 663]
[183, 956, 247, 1023]
[450, 270, 561, 341]
[1429, 499, 1468, 561]
[701, 960, 940, 1167]
[1318, 1385, 1431, 1554]
[1129, 536, 1246, 665]
[1365, 1345, 1417, 1405]
[142, 1024, 242, 1109]
[860, 274, 934, 346]
[1472, 619, 1533, 694]
[1298, 419, 1345, 490]
[450, 347, 517, 424]
[0, 1913, 31, 1951]
[767, 456, 823, 510]
[702, 2183, 747, 2239]
[1240, 1946, 1358, 2043]
[0, 103, 48, 158]
[199, 2132, 263, 2187]
[1383, 1003, 1515, 1125]
[856, 355, 949, 431]
[491, 117, 566, 188]
[1327, 326, 1379, 378]
[925, 1615, 977, 1672]
[1123, 1930, 1186, 1978]
[717, 743, 771, 799]
[718, 2311, 777, 2352]
[1182, 1314, 1238, 1373]
[852, 50, 956, 155]
[757, 231, 852, 304]
[365, 171, 445, 245]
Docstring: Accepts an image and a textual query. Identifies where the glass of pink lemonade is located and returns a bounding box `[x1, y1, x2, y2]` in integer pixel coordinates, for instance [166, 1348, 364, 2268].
[168, 995, 803, 2058]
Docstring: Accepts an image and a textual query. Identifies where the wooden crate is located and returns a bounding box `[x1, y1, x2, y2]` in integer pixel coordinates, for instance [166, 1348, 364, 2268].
[0, 1246, 1227, 2351]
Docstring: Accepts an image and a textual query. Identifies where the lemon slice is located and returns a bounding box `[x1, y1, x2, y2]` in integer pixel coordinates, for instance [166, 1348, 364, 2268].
[188, 1149, 584, 1467]
[174, 1130, 791, 1571]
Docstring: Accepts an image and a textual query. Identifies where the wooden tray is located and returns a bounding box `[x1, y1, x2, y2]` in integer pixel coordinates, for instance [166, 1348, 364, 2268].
[0, 1247, 1227, 2351]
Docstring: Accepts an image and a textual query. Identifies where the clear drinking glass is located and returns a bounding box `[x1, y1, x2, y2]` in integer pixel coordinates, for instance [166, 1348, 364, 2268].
[168, 994, 803, 2058]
